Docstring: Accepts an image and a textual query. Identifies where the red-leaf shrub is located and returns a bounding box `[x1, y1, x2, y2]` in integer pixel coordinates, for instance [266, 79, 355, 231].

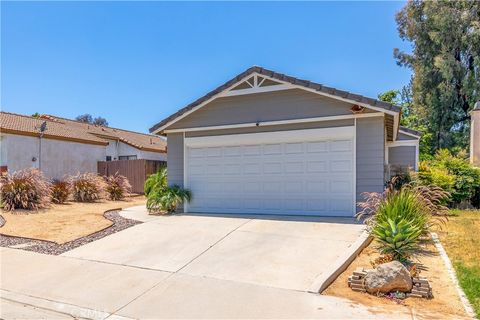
[104, 173, 132, 200]
[0, 168, 52, 211]
[51, 179, 71, 204]
[69, 173, 106, 202]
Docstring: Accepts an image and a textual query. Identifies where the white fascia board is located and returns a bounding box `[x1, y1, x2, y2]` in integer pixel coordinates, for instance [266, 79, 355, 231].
[184, 126, 354, 148]
[153, 72, 400, 134]
[164, 112, 383, 134]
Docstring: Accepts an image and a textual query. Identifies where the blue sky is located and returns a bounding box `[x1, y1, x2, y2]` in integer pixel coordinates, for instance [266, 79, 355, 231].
[1, 1, 411, 133]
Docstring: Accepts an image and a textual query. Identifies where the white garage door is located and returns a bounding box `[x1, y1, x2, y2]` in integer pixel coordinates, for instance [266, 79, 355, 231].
[185, 127, 355, 216]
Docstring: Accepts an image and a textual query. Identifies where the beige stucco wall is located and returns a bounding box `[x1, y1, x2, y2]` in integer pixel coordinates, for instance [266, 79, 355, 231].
[0, 133, 106, 179]
[471, 111, 480, 167]
[104, 139, 166, 161]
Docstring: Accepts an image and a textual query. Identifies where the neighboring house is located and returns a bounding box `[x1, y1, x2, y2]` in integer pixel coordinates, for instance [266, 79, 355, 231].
[150, 66, 420, 217]
[0, 112, 167, 179]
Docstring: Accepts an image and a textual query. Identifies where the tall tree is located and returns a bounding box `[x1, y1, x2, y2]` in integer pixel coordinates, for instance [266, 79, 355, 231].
[394, 1, 480, 154]
[75, 114, 108, 126]
[93, 117, 108, 126]
[75, 114, 93, 124]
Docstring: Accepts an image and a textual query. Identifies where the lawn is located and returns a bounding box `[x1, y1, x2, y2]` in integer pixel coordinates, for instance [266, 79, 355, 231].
[0, 196, 146, 244]
[437, 209, 480, 318]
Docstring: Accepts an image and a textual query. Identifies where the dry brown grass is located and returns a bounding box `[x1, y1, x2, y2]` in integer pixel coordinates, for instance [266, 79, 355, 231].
[437, 210, 480, 268]
[0, 196, 146, 244]
[324, 240, 469, 319]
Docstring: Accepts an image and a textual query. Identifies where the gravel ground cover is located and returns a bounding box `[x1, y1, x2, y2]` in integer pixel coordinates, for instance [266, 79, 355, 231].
[0, 210, 142, 255]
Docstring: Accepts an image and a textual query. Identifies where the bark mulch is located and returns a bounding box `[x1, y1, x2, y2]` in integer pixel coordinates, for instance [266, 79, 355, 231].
[0, 210, 142, 255]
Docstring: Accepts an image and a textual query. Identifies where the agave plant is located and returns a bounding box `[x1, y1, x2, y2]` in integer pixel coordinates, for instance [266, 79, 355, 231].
[372, 218, 423, 262]
[147, 184, 192, 214]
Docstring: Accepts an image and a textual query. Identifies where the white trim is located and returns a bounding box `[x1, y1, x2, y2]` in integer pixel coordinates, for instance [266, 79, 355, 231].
[353, 118, 357, 216]
[386, 140, 419, 171]
[165, 112, 384, 134]
[183, 131, 188, 213]
[185, 126, 354, 148]
[152, 71, 400, 134]
[220, 84, 294, 97]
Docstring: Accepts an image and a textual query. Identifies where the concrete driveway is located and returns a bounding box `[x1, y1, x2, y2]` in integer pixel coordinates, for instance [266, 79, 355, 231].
[63, 207, 365, 292]
[0, 207, 414, 319]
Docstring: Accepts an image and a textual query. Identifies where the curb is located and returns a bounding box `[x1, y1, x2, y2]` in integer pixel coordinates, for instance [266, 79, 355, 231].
[431, 232, 476, 319]
[309, 229, 372, 294]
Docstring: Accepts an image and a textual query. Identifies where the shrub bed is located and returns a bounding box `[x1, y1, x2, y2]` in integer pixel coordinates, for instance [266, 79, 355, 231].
[0, 168, 52, 211]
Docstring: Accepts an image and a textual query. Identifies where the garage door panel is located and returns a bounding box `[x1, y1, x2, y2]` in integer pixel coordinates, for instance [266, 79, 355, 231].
[186, 129, 354, 216]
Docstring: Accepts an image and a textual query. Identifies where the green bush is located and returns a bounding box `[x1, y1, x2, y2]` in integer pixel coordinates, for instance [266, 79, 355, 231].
[144, 168, 192, 214]
[415, 150, 480, 206]
[144, 168, 167, 196]
[147, 184, 192, 214]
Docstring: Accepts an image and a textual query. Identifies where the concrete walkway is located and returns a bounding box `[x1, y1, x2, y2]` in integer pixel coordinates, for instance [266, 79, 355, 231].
[0, 207, 414, 319]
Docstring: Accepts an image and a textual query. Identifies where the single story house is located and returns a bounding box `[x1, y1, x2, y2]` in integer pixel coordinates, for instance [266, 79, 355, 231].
[150, 66, 420, 217]
[1, 112, 167, 179]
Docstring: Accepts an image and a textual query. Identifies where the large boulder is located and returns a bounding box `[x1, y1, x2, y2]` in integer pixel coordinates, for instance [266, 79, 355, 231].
[364, 261, 413, 294]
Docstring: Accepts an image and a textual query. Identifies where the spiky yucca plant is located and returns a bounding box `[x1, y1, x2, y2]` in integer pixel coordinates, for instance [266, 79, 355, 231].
[0, 168, 51, 211]
[104, 173, 132, 200]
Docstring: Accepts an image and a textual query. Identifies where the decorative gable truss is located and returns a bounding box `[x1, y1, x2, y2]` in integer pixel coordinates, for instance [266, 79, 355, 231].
[220, 74, 293, 97]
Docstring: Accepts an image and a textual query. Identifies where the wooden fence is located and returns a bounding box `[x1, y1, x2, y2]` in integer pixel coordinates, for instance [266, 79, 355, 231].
[98, 159, 166, 194]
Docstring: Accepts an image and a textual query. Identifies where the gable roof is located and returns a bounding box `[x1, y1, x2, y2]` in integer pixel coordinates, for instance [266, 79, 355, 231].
[0, 112, 167, 152]
[399, 126, 422, 138]
[150, 66, 402, 135]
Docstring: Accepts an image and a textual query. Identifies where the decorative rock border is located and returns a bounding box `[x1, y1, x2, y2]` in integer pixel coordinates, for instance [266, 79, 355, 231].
[348, 267, 433, 299]
[0, 209, 142, 255]
[408, 277, 432, 299]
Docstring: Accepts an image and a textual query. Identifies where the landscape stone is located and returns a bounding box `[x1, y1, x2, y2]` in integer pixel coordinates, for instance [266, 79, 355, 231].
[364, 261, 413, 294]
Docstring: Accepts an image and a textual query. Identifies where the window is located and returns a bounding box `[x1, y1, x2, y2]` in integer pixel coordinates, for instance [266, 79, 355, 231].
[106, 156, 112, 161]
[119, 155, 137, 160]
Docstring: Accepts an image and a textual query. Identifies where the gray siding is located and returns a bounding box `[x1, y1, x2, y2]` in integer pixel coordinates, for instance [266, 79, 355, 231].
[166, 132, 184, 188]
[356, 117, 385, 207]
[389, 146, 416, 168]
[397, 132, 419, 141]
[186, 119, 354, 137]
[170, 89, 375, 130]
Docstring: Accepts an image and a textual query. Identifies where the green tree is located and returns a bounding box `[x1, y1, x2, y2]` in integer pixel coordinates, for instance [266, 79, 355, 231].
[31, 112, 40, 118]
[394, 1, 480, 154]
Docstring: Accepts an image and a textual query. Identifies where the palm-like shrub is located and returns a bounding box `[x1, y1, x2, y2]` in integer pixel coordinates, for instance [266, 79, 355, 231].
[51, 179, 71, 204]
[147, 184, 192, 214]
[144, 168, 167, 196]
[104, 173, 132, 200]
[373, 218, 423, 262]
[69, 173, 105, 202]
[0, 168, 51, 211]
